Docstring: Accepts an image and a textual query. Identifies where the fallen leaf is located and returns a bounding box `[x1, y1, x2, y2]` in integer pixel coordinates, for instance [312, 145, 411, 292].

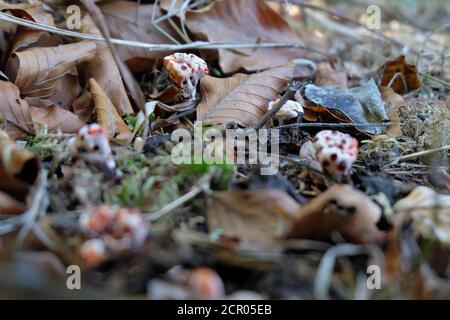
[29, 104, 84, 134]
[89, 78, 133, 145]
[4, 5, 58, 53]
[72, 88, 94, 122]
[197, 65, 295, 126]
[0, 80, 34, 134]
[5, 41, 97, 100]
[304, 79, 389, 135]
[80, 15, 134, 115]
[380, 55, 421, 94]
[0, 130, 39, 201]
[286, 185, 388, 244]
[100, 0, 179, 73]
[206, 189, 301, 245]
[186, 0, 305, 73]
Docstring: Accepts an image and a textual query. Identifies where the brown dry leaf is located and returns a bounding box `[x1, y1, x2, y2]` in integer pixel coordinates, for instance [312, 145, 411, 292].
[185, 0, 304, 73]
[4, 6, 83, 108]
[5, 5, 58, 53]
[207, 189, 301, 245]
[72, 88, 94, 122]
[100, 1, 179, 73]
[0, 130, 39, 201]
[80, 15, 133, 115]
[197, 65, 294, 126]
[286, 185, 389, 244]
[380, 86, 404, 137]
[0, 80, 34, 134]
[29, 104, 84, 134]
[89, 78, 133, 145]
[314, 61, 348, 87]
[380, 55, 422, 94]
[5, 41, 97, 100]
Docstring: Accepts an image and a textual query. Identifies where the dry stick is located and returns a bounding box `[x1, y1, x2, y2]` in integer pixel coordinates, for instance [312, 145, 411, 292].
[275, 122, 393, 129]
[81, 0, 146, 112]
[252, 81, 303, 130]
[145, 171, 213, 221]
[392, 145, 450, 163]
[0, 12, 327, 56]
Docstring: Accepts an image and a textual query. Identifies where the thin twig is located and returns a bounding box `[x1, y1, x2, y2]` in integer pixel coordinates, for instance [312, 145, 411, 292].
[275, 122, 393, 129]
[82, 0, 146, 111]
[252, 81, 304, 130]
[145, 170, 213, 221]
[391, 145, 450, 163]
[0, 12, 326, 56]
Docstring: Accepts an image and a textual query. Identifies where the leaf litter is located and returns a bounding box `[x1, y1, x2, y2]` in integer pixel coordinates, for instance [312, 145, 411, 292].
[0, 0, 449, 300]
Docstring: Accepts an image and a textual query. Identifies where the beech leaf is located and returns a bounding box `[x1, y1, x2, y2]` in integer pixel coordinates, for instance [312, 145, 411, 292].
[197, 65, 295, 127]
[89, 78, 133, 145]
[185, 0, 305, 73]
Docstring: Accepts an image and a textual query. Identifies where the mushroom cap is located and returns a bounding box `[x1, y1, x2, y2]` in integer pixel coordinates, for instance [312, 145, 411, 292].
[312, 130, 358, 178]
[268, 99, 304, 121]
[163, 53, 209, 99]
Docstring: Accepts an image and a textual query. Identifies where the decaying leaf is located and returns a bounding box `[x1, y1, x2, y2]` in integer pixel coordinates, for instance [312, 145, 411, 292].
[197, 65, 295, 126]
[304, 79, 389, 135]
[206, 189, 301, 245]
[5, 41, 97, 100]
[380, 55, 421, 94]
[89, 78, 133, 145]
[186, 0, 305, 73]
[80, 15, 133, 115]
[100, 1, 179, 72]
[286, 185, 388, 244]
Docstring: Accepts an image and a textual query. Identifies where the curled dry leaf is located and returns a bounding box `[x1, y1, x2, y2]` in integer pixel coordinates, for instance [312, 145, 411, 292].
[0, 80, 34, 135]
[286, 185, 388, 244]
[380, 55, 421, 95]
[206, 189, 301, 245]
[4, 5, 58, 53]
[100, 1, 179, 73]
[5, 5, 83, 108]
[89, 78, 133, 145]
[80, 15, 133, 115]
[0, 81, 84, 137]
[5, 41, 97, 100]
[197, 65, 296, 127]
[185, 0, 305, 73]
[0, 129, 39, 201]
